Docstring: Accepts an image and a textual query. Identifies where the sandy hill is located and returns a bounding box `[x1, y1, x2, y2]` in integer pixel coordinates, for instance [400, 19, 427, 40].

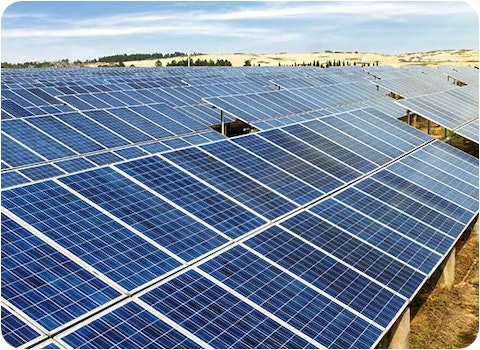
[91, 49, 478, 68]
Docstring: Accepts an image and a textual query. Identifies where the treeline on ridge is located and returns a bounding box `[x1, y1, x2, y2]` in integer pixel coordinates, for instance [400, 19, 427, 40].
[165, 58, 232, 66]
[98, 52, 203, 63]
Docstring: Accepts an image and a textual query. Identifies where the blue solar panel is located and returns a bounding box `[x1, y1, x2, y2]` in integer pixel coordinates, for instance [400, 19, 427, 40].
[1, 307, 42, 347]
[398, 156, 478, 200]
[201, 140, 323, 205]
[76, 94, 111, 109]
[260, 129, 362, 182]
[162, 138, 191, 149]
[354, 177, 467, 238]
[140, 141, 171, 154]
[330, 187, 455, 255]
[245, 226, 406, 328]
[61, 167, 229, 261]
[232, 134, 343, 194]
[1, 133, 45, 167]
[55, 112, 129, 148]
[303, 119, 392, 166]
[310, 198, 442, 273]
[1, 171, 30, 189]
[200, 245, 384, 348]
[108, 107, 173, 139]
[2, 119, 76, 160]
[60, 95, 96, 110]
[84, 110, 152, 143]
[130, 105, 191, 135]
[140, 270, 316, 349]
[61, 302, 202, 349]
[1, 214, 121, 331]
[162, 148, 298, 220]
[387, 162, 478, 213]
[2, 181, 182, 291]
[113, 147, 148, 160]
[319, 115, 403, 158]
[116, 156, 267, 239]
[19, 164, 65, 181]
[1, 99, 33, 118]
[280, 210, 425, 298]
[86, 152, 124, 166]
[429, 139, 479, 169]
[282, 124, 378, 174]
[371, 169, 475, 225]
[55, 158, 96, 173]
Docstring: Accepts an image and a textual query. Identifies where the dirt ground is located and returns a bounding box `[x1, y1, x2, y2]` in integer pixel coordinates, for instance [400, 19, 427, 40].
[409, 219, 479, 348]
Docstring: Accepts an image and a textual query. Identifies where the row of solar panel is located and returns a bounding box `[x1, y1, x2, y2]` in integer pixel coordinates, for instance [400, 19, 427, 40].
[206, 82, 390, 123]
[2, 135, 477, 348]
[1, 78, 274, 119]
[1, 130, 225, 189]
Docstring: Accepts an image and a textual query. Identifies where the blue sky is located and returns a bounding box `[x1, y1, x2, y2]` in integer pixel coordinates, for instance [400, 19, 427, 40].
[1, 1, 478, 63]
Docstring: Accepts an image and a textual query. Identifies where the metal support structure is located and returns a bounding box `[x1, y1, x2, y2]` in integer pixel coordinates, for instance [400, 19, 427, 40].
[427, 119, 431, 135]
[406, 111, 411, 126]
[220, 110, 225, 136]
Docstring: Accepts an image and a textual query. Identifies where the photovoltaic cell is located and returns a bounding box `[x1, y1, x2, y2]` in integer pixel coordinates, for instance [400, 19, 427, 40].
[280, 210, 425, 298]
[162, 147, 298, 220]
[61, 302, 201, 349]
[84, 110, 152, 143]
[245, 226, 407, 328]
[303, 119, 392, 166]
[61, 167, 229, 261]
[1, 133, 45, 167]
[200, 140, 323, 205]
[331, 187, 455, 255]
[26, 116, 105, 154]
[86, 152, 124, 166]
[55, 112, 129, 148]
[232, 134, 344, 194]
[309, 198, 441, 273]
[1, 214, 121, 331]
[2, 181, 182, 291]
[354, 177, 466, 238]
[200, 245, 384, 348]
[2, 119, 76, 160]
[55, 158, 96, 173]
[19, 164, 65, 181]
[260, 129, 362, 182]
[1, 171, 30, 189]
[116, 156, 267, 239]
[140, 270, 316, 349]
[282, 124, 377, 174]
[1, 307, 42, 348]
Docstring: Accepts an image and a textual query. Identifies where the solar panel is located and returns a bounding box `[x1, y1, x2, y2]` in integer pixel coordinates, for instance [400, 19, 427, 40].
[200, 244, 383, 348]
[243, 226, 406, 328]
[280, 210, 426, 298]
[139, 270, 317, 348]
[2, 66, 478, 349]
[200, 140, 324, 205]
[1, 307, 43, 347]
[60, 301, 203, 349]
[162, 147, 298, 220]
[2, 181, 182, 291]
[1, 214, 122, 331]
[115, 156, 267, 238]
[60, 167, 229, 261]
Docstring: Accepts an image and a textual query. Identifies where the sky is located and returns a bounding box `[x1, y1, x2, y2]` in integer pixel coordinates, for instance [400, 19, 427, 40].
[1, 1, 478, 63]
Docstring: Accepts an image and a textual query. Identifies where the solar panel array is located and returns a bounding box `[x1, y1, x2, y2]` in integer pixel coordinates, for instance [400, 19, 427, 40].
[396, 84, 479, 143]
[2, 66, 478, 349]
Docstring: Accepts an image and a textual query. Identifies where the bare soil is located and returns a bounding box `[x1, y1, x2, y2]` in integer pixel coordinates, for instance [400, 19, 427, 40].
[409, 219, 479, 348]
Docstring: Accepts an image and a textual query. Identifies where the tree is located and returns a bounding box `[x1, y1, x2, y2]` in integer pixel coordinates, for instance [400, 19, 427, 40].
[243, 60, 251, 66]
[155, 60, 162, 67]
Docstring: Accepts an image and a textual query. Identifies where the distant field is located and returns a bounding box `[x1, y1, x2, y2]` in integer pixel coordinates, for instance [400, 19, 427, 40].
[89, 49, 479, 68]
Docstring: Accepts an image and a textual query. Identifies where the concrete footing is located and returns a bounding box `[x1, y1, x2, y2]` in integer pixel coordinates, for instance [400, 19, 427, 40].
[378, 307, 410, 349]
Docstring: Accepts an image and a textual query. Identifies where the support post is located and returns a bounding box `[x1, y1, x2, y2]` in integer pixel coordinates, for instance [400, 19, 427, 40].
[427, 119, 431, 134]
[432, 248, 456, 290]
[378, 307, 410, 348]
[220, 110, 225, 136]
[406, 111, 411, 126]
